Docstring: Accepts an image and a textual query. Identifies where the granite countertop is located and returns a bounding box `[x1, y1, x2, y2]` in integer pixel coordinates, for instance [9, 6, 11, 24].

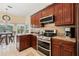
[52, 36, 76, 43]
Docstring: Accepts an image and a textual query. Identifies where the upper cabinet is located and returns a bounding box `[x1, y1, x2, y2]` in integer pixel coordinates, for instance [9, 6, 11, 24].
[36, 11, 42, 27]
[41, 4, 55, 17]
[54, 3, 63, 26]
[31, 3, 75, 27]
[62, 3, 75, 25]
[31, 11, 42, 28]
[55, 3, 75, 26]
[41, 8, 48, 17]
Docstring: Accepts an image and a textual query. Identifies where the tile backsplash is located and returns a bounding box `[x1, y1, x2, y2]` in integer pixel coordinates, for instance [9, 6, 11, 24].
[42, 23, 65, 36]
[42, 23, 76, 37]
[31, 23, 75, 37]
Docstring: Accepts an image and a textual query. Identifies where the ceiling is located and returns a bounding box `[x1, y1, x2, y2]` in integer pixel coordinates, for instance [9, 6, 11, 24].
[0, 3, 51, 17]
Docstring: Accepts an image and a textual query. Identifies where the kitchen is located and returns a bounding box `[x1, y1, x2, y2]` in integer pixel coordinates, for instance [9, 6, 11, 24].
[0, 3, 79, 56]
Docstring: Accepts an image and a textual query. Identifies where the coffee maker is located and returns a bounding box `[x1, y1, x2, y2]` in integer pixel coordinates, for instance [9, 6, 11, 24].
[65, 27, 75, 38]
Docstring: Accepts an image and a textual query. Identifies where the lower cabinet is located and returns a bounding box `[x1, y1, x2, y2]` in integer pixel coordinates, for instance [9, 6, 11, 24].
[30, 35, 37, 49]
[16, 35, 37, 51]
[62, 41, 76, 56]
[52, 44, 61, 56]
[31, 35, 37, 49]
[51, 39, 76, 56]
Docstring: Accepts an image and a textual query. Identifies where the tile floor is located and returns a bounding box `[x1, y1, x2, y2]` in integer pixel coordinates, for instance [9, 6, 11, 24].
[0, 42, 41, 56]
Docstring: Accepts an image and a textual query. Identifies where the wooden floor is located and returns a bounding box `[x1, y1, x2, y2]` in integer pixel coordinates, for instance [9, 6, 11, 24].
[0, 42, 42, 56]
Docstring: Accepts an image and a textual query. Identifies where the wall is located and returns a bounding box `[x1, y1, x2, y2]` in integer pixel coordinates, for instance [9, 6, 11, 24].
[0, 12, 26, 24]
[25, 15, 31, 33]
[0, 11, 26, 32]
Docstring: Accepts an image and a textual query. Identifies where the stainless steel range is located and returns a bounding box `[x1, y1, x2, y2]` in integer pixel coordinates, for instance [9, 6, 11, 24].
[37, 36, 51, 56]
[37, 30, 57, 56]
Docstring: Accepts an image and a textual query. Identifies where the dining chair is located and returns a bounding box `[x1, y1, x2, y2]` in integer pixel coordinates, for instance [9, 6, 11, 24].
[0, 35, 6, 45]
[0, 35, 2, 45]
[8, 32, 15, 43]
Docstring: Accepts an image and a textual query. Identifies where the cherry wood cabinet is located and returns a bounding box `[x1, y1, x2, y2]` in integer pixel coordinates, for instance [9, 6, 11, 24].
[41, 5, 55, 17]
[55, 3, 75, 26]
[30, 35, 37, 49]
[16, 35, 37, 51]
[41, 9, 48, 17]
[62, 40, 76, 56]
[16, 35, 31, 51]
[54, 3, 63, 26]
[52, 44, 61, 56]
[31, 14, 37, 27]
[48, 5, 55, 15]
[51, 39, 76, 56]
[51, 39, 63, 56]
[62, 3, 75, 25]
[31, 11, 42, 28]
[35, 11, 42, 27]
[31, 3, 76, 27]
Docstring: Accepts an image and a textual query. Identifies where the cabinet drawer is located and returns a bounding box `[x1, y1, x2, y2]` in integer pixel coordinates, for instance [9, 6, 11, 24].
[52, 39, 63, 45]
[63, 41, 75, 47]
[63, 45, 74, 51]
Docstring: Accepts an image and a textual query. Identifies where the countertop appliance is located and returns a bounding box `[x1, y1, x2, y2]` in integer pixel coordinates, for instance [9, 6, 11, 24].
[65, 27, 75, 38]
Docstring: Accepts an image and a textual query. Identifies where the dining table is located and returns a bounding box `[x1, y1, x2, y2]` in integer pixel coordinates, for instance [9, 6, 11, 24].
[0, 32, 12, 45]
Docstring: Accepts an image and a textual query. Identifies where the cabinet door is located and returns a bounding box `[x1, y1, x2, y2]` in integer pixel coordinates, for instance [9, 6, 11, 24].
[31, 35, 37, 49]
[42, 5, 54, 17]
[51, 39, 62, 56]
[31, 12, 42, 28]
[20, 40, 26, 50]
[35, 12, 42, 27]
[63, 3, 75, 25]
[62, 46, 74, 56]
[25, 36, 30, 48]
[52, 44, 61, 56]
[19, 36, 27, 50]
[47, 5, 55, 15]
[55, 4, 63, 26]
[42, 8, 48, 17]
[62, 41, 76, 56]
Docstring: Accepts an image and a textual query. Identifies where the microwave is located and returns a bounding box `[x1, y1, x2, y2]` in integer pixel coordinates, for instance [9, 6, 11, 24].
[40, 15, 55, 24]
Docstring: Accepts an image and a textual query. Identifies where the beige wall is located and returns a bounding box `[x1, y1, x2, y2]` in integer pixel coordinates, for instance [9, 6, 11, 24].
[25, 16, 31, 33]
[0, 12, 26, 24]
[25, 15, 31, 25]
